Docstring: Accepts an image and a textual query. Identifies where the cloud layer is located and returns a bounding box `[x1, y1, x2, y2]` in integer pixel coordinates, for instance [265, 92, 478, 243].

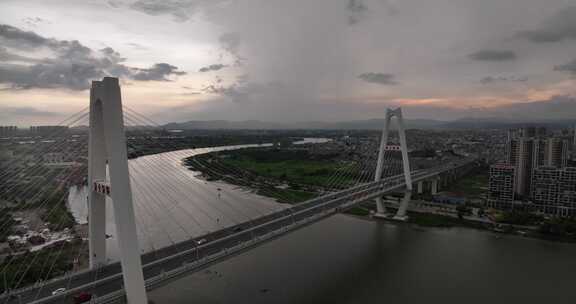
[555, 59, 576, 75]
[0, 24, 185, 90]
[358, 73, 397, 85]
[518, 6, 576, 43]
[198, 64, 226, 72]
[2, 0, 576, 125]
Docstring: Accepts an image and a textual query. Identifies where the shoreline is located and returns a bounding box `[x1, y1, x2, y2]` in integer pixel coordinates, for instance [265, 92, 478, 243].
[344, 209, 576, 244]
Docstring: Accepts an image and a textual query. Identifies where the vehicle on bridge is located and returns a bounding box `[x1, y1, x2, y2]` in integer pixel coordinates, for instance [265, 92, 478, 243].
[51, 288, 66, 295]
[73, 292, 92, 304]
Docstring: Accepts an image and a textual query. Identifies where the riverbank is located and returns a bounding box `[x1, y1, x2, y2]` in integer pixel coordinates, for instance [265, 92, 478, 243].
[353, 207, 576, 244]
[184, 144, 351, 204]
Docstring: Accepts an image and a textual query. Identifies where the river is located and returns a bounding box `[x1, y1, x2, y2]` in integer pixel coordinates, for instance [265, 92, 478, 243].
[67, 138, 329, 260]
[147, 215, 576, 303]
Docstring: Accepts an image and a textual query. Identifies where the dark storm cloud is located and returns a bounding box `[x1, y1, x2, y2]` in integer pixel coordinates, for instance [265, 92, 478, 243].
[0, 24, 51, 49]
[0, 62, 106, 90]
[0, 24, 185, 90]
[203, 84, 242, 99]
[517, 6, 576, 43]
[468, 50, 516, 61]
[0, 47, 39, 63]
[128, 0, 228, 22]
[203, 81, 282, 103]
[129, 0, 196, 21]
[198, 64, 226, 72]
[358, 73, 397, 85]
[347, 0, 368, 25]
[554, 58, 576, 75]
[480, 76, 527, 85]
[132, 63, 186, 81]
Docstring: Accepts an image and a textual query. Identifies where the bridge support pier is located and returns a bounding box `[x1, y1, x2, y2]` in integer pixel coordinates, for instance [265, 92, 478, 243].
[393, 190, 412, 220]
[89, 77, 148, 304]
[431, 179, 439, 195]
[88, 87, 107, 269]
[373, 108, 391, 217]
[373, 108, 412, 220]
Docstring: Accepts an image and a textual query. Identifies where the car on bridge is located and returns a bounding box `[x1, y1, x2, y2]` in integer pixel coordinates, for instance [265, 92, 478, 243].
[73, 292, 92, 303]
[51, 288, 66, 295]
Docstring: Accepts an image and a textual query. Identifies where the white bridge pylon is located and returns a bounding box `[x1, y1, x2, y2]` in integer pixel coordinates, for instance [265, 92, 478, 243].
[88, 77, 148, 303]
[373, 107, 413, 220]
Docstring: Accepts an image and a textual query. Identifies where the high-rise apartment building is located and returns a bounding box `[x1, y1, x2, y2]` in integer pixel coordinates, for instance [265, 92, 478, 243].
[545, 138, 568, 168]
[487, 164, 515, 209]
[505, 128, 568, 197]
[490, 127, 573, 215]
[532, 167, 576, 217]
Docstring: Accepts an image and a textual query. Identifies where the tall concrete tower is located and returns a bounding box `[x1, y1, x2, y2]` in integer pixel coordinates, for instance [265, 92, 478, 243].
[373, 107, 412, 220]
[88, 77, 148, 303]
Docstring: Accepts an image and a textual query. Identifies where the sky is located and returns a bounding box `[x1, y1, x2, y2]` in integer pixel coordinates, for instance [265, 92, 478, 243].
[1, 0, 576, 126]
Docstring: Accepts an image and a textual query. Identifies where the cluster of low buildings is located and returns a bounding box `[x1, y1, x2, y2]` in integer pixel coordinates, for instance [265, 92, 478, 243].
[488, 126, 576, 217]
[0, 126, 87, 190]
[7, 227, 73, 252]
[0, 215, 75, 263]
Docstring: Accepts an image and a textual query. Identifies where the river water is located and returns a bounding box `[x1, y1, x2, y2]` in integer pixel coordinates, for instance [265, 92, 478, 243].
[148, 215, 576, 303]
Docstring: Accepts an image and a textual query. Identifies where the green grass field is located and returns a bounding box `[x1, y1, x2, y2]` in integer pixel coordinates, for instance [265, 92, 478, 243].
[444, 169, 488, 198]
[220, 149, 359, 188]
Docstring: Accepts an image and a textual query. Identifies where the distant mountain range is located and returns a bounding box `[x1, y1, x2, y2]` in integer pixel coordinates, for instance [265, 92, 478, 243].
[163, 95, 576, 130]
[163, 118, 576, 130]
[440, 117, 576, 129]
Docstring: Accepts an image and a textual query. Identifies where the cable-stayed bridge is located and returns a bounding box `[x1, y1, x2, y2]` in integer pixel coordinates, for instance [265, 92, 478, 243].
[0, 78, 477, 303]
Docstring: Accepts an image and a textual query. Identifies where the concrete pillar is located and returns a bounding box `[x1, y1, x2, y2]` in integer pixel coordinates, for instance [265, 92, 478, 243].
[88, 83, 107, 268]
[417, 181, 423, 194]
[90, 77, 148, 304]
[395, 190, 412, 220]
[374, 109, 391, 216]
[393, 108, 412, 221]
[431, 179, 438, 195]
[395, 109, 413, 191]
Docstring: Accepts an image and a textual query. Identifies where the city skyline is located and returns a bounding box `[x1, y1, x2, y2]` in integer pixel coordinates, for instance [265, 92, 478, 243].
[2, 0, 576, 126]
